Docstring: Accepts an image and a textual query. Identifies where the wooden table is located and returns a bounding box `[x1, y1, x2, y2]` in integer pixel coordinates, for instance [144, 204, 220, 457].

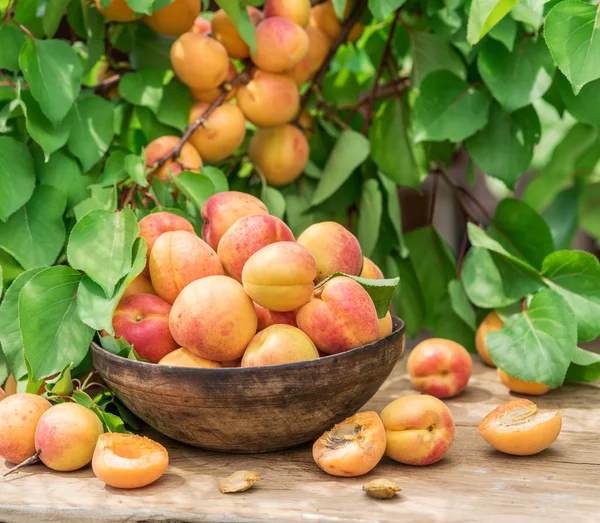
[1, 358, 599, 523]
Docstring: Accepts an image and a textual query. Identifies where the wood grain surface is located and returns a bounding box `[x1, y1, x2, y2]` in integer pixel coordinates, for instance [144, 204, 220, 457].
[1, 358, 599, 523]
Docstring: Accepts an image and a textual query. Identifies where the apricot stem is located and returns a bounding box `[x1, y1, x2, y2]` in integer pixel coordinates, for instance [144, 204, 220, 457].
[1, 450, 41, 479]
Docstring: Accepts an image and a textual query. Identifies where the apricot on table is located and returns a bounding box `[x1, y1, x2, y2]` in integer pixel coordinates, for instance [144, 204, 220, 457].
[237, 70, 300, 128]
[217, 214, 295, 282]
[188, 102, 247, 163]
[211, 7, 263, 59]
[0, 393, 51, 464]
[297, 276, 378, 354]
[360, 257, 384, 279]
[143, 0, 199, 36]
[169, 275, 258, 361]
[190, 61, 238, 103]
[407, 338, 472, 399]
[170, 33, 229, 91]
[201, 191, 269, 251]
[254, 303, 297, 330]
[145, 136, 202, 181]
[93, 433, 169, 489]
[497, 369, 552, 396]
[123, 273, 156, 298]
[158, 348, 222, 368]
[297, 221, 363, 282]
[264, 0, 310, 26]
[149, 230, 224, 304]
[381, 394, 455, 466]
[242, 324, 318, 367]
[475, 311, 503, 367]
[113, 293, 178, 363]
[313, 411, 386, 477]
[378, 311, 393, 339]
[95, 0, 136, 22]
[242, 242, 317, 312]
[252, 17, 309, 73]
[249, 124, 309, 187]
[479, 398, 562, 456]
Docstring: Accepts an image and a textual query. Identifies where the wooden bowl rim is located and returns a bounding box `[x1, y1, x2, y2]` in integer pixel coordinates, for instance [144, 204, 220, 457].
[91, 316, 405, 375]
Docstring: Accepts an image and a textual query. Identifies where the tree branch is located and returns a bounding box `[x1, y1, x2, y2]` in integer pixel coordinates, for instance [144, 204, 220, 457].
[94, 74, 121, 93]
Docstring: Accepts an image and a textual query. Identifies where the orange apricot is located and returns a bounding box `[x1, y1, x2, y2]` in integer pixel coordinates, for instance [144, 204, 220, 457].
[475, 311, 503, 367]
[360, 257, 384, 279]
[497, 369, 552, 396]
[241, 325, 319, 367]
[145, 136, 202, 181]
[143, 0, 199, 36]
[479, 399, 562, 456]
[312, 411, 386, 477]
[305, 24, 332, 77]
[264, 0, 311, 27]
[378, 311, 393, 339]
[211, 7, 263, 59]
[287, 56, 312, 87]
[297, 109, 314, 140]
[4, 374, 17, 396]
[254, 303, 297, 330]
[158, 348, 222, 368]
[190, 61, 238, 103]
[123, 273, 156, 298]
[191, 15, 211, 34]
[310, 1, 363, 42]
[93, 433, 169, 489]
[251, 17, 309, 73]
[95, 0, 136, 22]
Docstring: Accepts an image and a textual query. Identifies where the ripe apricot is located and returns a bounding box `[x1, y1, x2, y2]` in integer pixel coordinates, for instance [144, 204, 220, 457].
[190, 61, 238, 103]
[158, 348, 222, 368]
[93, 433, 169, 489]
[143, 0, 199, 36]
[381, 395, 455, 466]
[313, 411, 386, 477]
[145, 136, 202, 181]
[475, 311, 503, 367]
[217, 214, 295, 282]
[252, 17, 309, 73]
[360, 257, 384, 279]
[297, 221, 363, 282]
[249, 124, 309, 187]
[242, 325, 319, 367]
[297, 276, 379, 354]
[264, 0, 310, 26]
[211, 7, 263, 59]
[188, 102, 246, 163]
[201, 191, 269, 251]
[169, 275, 258, 361]
[297, 109, 314, 140]
[95, 0, 136, 22]
[254, 303, 297, 330]
[378, 311, 393, 339]
[310, 1, 363, 42]
[191, 15, 211, 34]
[407, 338, 472, 399]
[34, 403, 103, 472]
[305, 24, 331, 77]
[497, 369, 552, 396]
[237, 70, 300, 127]
[149, 230, 224, 304]
[479, 399, 562, 456]
[0, 393, 51, 463]
[287, 56, 311, 87]
[170, 33, 229, 91]
[123, 273, 156, 297]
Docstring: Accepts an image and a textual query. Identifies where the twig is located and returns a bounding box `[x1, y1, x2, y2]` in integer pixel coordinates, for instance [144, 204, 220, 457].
[1, 450, 41, 478]
[0, 71, 17, 92]
[121, 183, 137, 209]
[435, 169, 481, 225]
[457, 186, 495, 225]
[428, 172, 439, 224]
[11, 19, 35, 40]
[456, 221, 469, 280]
[94, 74, 121, 93]
[521, 297, 527, 312]
[342, 78, 410, 109]
[316, 100, 349, 130]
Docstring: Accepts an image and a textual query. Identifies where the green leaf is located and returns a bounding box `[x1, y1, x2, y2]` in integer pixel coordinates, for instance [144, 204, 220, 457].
[542, 250, 600, 342]
[130, 25, 173, 71]
[201, 166, 229, 193]
[488, 13, 517, 51]
[118, 69, 165, 114]
[100, 334, 133, 357]
[44, 363, 73, 396]
[261, 186, 286, 220]
[487, 288, 577, 387]
[378, 174, 407, 256]
[369, 0, 405, 22]
[125, 152, 148, 187]
[557, 73, 600, 131]
[357, 179, 382, 258]
[67, 95, 115, 172]
[68, 208, 139, 297]
[467, 0, 520, 45]
[36, 150, 92, 208]
[215, 0, 256, 53]
[544, 0, 600, 94]
[414, 70, 490, 143]
[510, 0, 544, 30]
[84, 8, 105, 74]
[0, 268, 45, 381]
[541, 187, 579, 250]
[565, 347, 600, 383]
[98, 151, 128, 187]
[156, 81, 194, 132]
[465, 104, 540, 189]
[0, 185, 66, 270]
[0, 24, 26, 71]
[0, 136, 36, 222]
[174, 171, 216, 211]
[74, 185, 118, 221]
[410, 31, 466, 87]
[578, 182, 600, 238]
[448, 279, 476, 330]
[43, 0, 71, 38]
[19, 89, 70, 160]
[20, 266, 94, 382]
[478, 38, 554, 112]
[19, 38, 82, 124]
[432, 293, 476, 353]
[311, 130, 370, 206]
[332, 0, 348, 18]
[387, 255, 425, 337]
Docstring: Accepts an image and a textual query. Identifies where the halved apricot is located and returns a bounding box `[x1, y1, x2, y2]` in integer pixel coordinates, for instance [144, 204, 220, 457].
[479, 398, 562, 456]
[497, 369, 552, 396]
[312, 411, 386, 477]
[92, 433, 169, 489]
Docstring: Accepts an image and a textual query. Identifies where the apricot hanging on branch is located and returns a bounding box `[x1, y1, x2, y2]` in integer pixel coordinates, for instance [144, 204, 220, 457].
[211, 7, 263, 59]
[251, 17, 309, 73]
[143, 0, 200, 36]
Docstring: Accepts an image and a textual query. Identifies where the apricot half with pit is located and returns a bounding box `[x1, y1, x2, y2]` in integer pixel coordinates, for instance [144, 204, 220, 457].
[312, 411, 386, 477]
[479, 398, 562, 456]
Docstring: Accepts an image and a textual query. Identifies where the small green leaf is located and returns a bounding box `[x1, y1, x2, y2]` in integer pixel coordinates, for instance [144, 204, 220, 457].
[411, 30, 466, 87]
[74, 185, 118, 222]
[0, 24, 26, 71]
[386, 255, 425, 337]
[378, 174, 407, 257]
[467, 0, 520, 45]
[448, 279, 476, 330]
[214, 0, 256, 53]
[100, 334, 133, 357]
[201, 166, 229, 193]
[357, 179, 382, 258]
[118, 69, 166, 114]
[414, 70, 490, 143]
[98, 151, 129, 187]
[19, 38, 82, 124]
[487, 288, 577, 388]
[557, 73, 600, 131]
[578, 182, 600, 238]
[0, 136, 36, 222]
[44, 363, 73, 396]
[84, 7, 105, 74]
[311, 130, 370, 206]
[20, 266, 94, 382]
[369, 0, 405, 22]
[488, 13, 517, 51]
[125, 152, 148, 187]
[332, 0, 348, 19]
[510, 0, 543, 30]
[157, 81, 194, 132]
[565, 347, 600, 383]
[36, 150, 93, 208]
[43, 0, 71, 38]
[130, 25, 173, 71]
[174, 172, 216, 211]
[541, 187, 579, 251]
[261, 186, 286, 219]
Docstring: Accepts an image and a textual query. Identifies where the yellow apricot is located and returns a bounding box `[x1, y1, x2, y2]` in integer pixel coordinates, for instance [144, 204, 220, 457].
[310, 1, 363, 42]
[145, 136, 202, 181]
[305, 24, 332, 77]
[497, 369, 552, 396]
[95, 0, 136, 22]
[251, 17, 309, 73]
[378, 311, 392, 339]
[158, 348, 222, 368]
[475, 311, 503, 367]
[211, 7, 263, 59]
[190, 61, 238, 103]
[264, 0, 311, 27]
[143, 0, 199, 36]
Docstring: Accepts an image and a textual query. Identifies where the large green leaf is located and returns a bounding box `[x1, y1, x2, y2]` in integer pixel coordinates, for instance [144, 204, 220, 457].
[487, 288, 577, 387]
[369, 0, 405, 21]
[488, 13, 517, 51]
[379, 174, 407, 256]
[19, 266, 94, 382]
[0, 25, 26, 71]
[557, 74, 600, 131]
[448, 279, 476, 330]
[0, 137, 36, 222]
[386, 255, 425, 337]
[467, 0, 520, 45]
[84, 8, 105, 74]
[510, 0, 544, 30]
[578, 182, 600, 238]
[66, 95, 115, 172]
[542, 250, 600, 342]
[174, 172, 217, 211]
[261, 186, 286, 220]
[410, 31, 466, 87]
[0, 185, 66, 270]
[19, 38, 82, 124]
[477, 38, 554, 112]
[565, 347, 600, 383]
[157, 81, 194, 132]
[118, 69, 166, 114]
[541, 187, 579, 251]
[465, 104, 540, 189]
[544, 0, 600, 94]
[414, 70, 490, 143]
[43, 0, 71, 38]
[67, 208, 139, 297]
[357, 179, 382, 258]
[130, 25, 173, 71]
[74, 185, 118, 222]
[36, 150, 92, 208]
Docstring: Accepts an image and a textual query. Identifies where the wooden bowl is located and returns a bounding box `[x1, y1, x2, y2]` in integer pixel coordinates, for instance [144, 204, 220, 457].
[91, 317, 405, 453]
